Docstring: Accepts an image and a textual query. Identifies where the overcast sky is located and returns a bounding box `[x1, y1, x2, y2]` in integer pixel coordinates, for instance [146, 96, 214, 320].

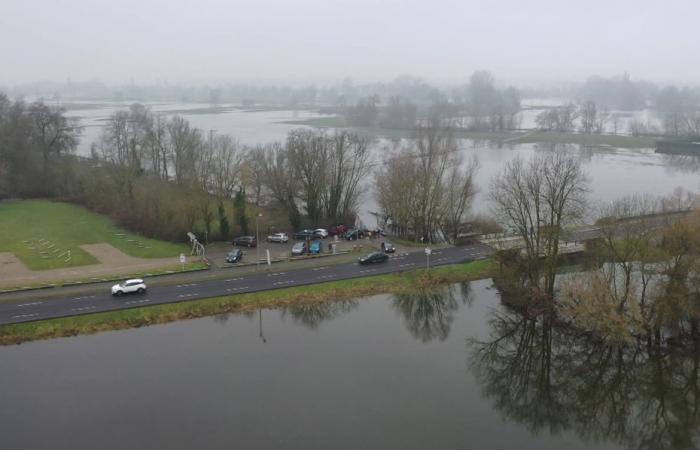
[2, 0, 698, 85]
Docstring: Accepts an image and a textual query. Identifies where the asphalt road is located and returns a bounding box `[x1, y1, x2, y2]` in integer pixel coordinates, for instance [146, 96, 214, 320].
[0, 243, 494, 326]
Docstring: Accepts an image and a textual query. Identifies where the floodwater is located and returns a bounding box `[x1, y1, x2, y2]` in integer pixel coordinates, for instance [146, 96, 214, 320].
[2, 279, 698, 449]
[63, 101, 700, 226]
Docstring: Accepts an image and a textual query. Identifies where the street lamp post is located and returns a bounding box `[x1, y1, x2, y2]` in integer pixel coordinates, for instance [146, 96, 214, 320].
[256, 213, 263, 270]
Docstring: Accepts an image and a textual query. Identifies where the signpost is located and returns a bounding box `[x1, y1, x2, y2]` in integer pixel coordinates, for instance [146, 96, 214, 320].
[266, 249, 271, 267]
[425, 247, 432, 271]
[179, 253, 186, 271]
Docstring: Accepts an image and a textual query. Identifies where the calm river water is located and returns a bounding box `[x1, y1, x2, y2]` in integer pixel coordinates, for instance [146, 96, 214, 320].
[62, 101, 700, 227]
[3, 279, 698, 449]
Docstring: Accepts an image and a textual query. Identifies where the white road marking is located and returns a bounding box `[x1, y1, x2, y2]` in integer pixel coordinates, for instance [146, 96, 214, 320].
[267, 272, 287, 277]
[71, 295, 96, 301]
[273, 280, 295, 286]
[317, 274, 336, 280]
[177, 293, 200, 299]
[399, 263, 416, 268]
[125, 299, 151, 305]
[11, 313, 38, 319]
[226, 286, 250, 292]
[176, 283, 198, 288]
[72, 306, 97, 312]
[17, 301, 43, 307]
[359, 269, 377, 274]
[312, 266, 329, 271]
[225, 277, 244, 282]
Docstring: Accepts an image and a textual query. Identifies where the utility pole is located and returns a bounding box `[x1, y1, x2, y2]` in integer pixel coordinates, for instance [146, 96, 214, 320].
[256, 213, 263, 270]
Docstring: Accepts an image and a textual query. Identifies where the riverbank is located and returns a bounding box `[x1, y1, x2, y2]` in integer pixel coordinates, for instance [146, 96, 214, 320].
[0, 259, 495, 345]
[281, 117, 657, 149]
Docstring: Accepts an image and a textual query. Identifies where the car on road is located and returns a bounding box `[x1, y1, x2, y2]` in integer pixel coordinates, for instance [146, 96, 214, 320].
[382, 241, 396, 253]
[358, 252, 389, 265]
[111, 278, 147, 296]
[291, 241, 307, 256]
[313, 228, 329, 238]
[295, 229, 315, 240]
[309, 239, 322, 254]
[233, 235, 257, 247]
[267, 232, 289, 243]
[225, 249, 243, 263]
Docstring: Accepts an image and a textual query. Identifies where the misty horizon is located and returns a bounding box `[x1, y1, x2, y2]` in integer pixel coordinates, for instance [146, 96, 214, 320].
[2, 0, 699, 87]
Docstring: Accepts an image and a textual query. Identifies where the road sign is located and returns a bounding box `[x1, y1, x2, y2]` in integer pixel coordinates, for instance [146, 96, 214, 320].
[179, 253, 186, 264]
[425, 248, 432, 255]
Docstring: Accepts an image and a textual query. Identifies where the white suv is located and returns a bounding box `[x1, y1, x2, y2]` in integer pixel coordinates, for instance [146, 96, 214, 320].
[111, 278, 147, 296]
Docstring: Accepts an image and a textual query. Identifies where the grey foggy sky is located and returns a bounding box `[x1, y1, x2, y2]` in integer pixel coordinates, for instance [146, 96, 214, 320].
[2, 0, 698, 85]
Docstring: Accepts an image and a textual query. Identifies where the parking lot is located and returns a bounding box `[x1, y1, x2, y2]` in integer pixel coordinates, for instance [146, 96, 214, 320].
[207, 235, 391, 268]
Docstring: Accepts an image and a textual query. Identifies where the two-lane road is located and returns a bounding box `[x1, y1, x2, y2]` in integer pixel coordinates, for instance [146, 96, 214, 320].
[0, 243, 494, 326]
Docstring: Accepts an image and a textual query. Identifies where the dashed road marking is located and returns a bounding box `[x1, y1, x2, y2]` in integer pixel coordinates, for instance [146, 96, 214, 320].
[399, 263, 416, 268]
[176, 283, 198, 288]
[125, 299, 151, 305]
[273, 280, 295, 286]
[17, 301, 43, 307]
[71, 295, 96, 302]
[359, 269, 377, 274]
[226, 286, 250, 292]
[312, 266, 329, 271]
[317, 274, 336, 280]
[225, 278, 244, 282]
[11, 313, 38, 319]
[72, 306, 97, 312]
[267, 272, 287, 277]
[178, 293, 199, 299]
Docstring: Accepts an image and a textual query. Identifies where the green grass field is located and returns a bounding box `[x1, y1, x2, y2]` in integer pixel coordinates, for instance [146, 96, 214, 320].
[0, 200, 188, 270]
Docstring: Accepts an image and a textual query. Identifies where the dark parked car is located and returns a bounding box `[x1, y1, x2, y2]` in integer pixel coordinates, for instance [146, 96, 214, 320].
[294, 229, 315, 240]
[359, 251, 389, 265]
[233, 235, 257, 247]
[382, 241, 396, 253]
[345, 228, 364, 240]
[225, 249, 243, 263]
[291, 241, 307, 256]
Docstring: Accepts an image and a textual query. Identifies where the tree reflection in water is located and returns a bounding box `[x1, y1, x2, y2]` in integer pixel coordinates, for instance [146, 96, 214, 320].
[469, 306, 700, 450]
[392, 283, 472, 342]
[280, 300, 359, 330]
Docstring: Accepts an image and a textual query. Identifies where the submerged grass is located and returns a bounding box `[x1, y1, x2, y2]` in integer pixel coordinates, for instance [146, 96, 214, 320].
[0, 259, 495, 345]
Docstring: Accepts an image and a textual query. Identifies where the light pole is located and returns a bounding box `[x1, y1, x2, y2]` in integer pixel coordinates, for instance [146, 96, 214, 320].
[256, 213, 263, 270]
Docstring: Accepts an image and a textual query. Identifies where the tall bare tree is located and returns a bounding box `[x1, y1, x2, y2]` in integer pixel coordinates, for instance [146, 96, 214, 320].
[490, 153, 589, 296]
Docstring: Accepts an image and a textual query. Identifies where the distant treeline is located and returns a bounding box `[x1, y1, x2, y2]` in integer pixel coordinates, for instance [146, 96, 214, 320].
[6, 72, 700, 116]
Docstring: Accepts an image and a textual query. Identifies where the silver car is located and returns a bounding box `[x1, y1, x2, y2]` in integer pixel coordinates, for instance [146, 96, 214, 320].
[267, 232, 289, 243]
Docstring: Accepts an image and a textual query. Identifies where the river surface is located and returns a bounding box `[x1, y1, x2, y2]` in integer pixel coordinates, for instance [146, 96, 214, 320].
[3, 279, 698, 450]
[62, 101, 700, 227]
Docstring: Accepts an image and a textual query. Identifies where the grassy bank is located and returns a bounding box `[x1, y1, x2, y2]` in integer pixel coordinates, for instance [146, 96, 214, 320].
[509, 131, 656, 149]
[0, 259, 495, 345]
[0, 200, 188, 270]
[282, 117, 657, 149]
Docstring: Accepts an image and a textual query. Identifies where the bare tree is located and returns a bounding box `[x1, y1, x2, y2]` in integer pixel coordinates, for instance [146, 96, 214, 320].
[439, 157, 479, 243]
[325, 131, 372, 223]
[287, 129, 328, 225]
[490, 153, 589, 296]
[259, 142, 302, 230]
